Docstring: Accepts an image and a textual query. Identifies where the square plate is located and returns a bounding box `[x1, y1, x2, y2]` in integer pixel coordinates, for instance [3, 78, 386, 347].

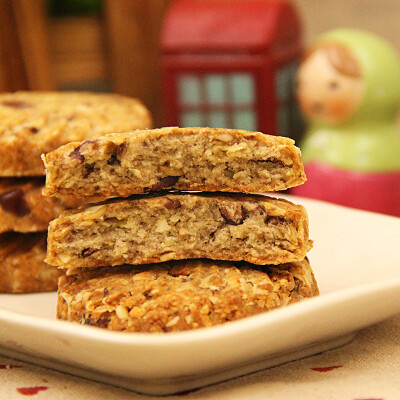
[0, 195, 399, 395]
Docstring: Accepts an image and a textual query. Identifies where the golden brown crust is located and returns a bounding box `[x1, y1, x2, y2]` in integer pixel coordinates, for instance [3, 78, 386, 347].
[42, 127, 306, 197]
[0, 91, 152, 176]
[0, 232, 63, 293]
[0, 177, 84, 233]
[57, 258, 319, 333]
[46, 192, 312, 269]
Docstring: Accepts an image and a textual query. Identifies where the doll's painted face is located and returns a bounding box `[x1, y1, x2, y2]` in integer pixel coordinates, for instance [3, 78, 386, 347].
[296, 43, 364, 124]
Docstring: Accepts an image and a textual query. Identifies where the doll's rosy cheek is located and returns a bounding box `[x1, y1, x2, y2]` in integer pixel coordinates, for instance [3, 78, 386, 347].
[326, 78, 363, 122]
[327, 97, 353, 121]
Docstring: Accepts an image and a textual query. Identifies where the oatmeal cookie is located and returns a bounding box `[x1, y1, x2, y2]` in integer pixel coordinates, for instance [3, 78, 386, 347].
[57, 258, 319, 333]
[0, 91, 151, 176]
[0, 177, 84, 233]
[46, 192, 312, 269]
[42, 127, 306, 198]
[0, 232, 62, 293]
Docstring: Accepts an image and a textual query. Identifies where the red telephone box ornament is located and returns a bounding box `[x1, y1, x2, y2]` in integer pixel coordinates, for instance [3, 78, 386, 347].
[161, 0, 303, 139]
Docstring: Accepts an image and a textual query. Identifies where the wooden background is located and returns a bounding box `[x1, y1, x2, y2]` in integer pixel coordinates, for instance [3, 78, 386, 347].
[294, 0, 400, 52]
[2, 0, 400, 127]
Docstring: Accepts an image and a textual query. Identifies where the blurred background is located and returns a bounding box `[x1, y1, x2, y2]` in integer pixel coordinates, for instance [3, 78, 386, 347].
[1, 0, 400, 130]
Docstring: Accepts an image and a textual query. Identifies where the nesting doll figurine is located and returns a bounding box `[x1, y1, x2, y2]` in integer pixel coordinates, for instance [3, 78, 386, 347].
[292, 29, 400, 216]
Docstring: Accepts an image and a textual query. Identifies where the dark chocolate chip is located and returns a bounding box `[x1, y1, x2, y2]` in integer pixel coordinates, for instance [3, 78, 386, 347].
[107, 154, 120, 166]
[274, 241, 286, 250]
[265, 215, 286, 225]
[69, 145, 85, 164]
[83, 314, 93, 325]
[1, 100, 32, 109]
[264, 157, 287, 168]
[95, 318, 109, 328]
[293, 277, 301, 293]
[84, 315, 109, 328]
[143, 290, 152, 300]
[83, 164, 95, 178]
[81, 248, 98, 258]
[155, 176, 179, 189]
[144, 176, 180, 192]
[29, 127, 39, 134]
[69, 140, 99, 164]
[164, 197, 181, 210]
[117, 142, 128, 158]
[106, 142, 126, 166]
[254, 203, 266, 214]
[0, 189, 30, 216]
[103, 288, 110, 297]
[219, 204, 246, 225]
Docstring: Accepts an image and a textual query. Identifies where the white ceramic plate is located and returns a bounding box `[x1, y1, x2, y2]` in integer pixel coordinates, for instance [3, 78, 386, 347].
[0, 196, 399, 395]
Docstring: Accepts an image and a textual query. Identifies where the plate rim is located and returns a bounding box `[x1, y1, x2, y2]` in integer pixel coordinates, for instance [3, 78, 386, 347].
[1, 275, 400, 346]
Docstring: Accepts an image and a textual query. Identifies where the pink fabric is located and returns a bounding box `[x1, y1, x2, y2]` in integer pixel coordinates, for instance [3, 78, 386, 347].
[292, 161, 400, 217]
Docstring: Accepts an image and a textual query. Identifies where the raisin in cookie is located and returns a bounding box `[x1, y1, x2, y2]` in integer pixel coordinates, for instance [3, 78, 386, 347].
[0, 232, 62, 293]
[0, 91, 151, 176]
[0, 177, 84, 233]
[57, 258, 319, 333]
[46, 192, 312, 269]
[42, 127, 306, 198]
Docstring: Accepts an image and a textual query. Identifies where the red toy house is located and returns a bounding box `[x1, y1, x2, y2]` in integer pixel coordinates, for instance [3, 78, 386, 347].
[161, 0, 303, 139]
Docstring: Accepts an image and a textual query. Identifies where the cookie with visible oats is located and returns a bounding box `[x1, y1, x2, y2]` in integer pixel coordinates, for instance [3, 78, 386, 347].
[42, 126, 306, 198]
[57, 258, 319, 333]
[0, 232, 62, 293]
[0, 177, 84, 234]
[0, 91, 151, 176]
[46, 192, 312, 269]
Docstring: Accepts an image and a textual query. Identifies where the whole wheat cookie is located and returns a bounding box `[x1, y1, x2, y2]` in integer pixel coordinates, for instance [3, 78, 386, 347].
[0, 91, 152, 176]
[57, 258, 319, 333]
[0, 232, 63, 293]
[46, 192, 312, 269]
[42, 127, 306, 198]
[0, 177, 85, 234]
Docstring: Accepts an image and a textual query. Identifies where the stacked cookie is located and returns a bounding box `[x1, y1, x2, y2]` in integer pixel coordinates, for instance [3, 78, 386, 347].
[0, 91, 151, 293]
[42, 127, 319, 332]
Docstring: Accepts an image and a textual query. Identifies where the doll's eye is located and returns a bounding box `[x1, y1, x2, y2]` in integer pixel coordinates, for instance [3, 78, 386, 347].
[329, 81, 339, 90]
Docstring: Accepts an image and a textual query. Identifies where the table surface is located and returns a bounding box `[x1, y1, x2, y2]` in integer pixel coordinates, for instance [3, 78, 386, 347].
[1, 313, 399, 400]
